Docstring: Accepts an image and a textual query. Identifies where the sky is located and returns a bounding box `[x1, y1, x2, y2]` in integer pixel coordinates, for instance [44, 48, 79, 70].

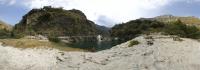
[0, 0, 200, 27]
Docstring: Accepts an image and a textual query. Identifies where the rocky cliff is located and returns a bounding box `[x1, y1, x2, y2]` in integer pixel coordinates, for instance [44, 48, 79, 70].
[13, 6, 100, 37]
[152, 15, 200, 27]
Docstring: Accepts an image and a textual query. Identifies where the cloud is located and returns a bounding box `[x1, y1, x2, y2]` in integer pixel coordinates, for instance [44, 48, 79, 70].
[20, 0, 176, 26]
[25, 0, 170, 20]
[3, 0, 198, 26]
[96, 15, 116, 27]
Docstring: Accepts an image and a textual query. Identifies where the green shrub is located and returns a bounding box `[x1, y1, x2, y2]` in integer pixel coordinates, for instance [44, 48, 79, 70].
[164, 20, 200, 39]
[11, 32, 25, 39]
[128, 40, 140, 47]
[0, 29, 11, 39]
[48, 36, 61, 43]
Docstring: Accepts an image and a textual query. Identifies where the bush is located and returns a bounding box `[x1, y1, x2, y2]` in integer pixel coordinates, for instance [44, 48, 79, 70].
[184, 26, 200, 39]
[164, 20, 200, 39]
[11, 31, 25, 39]
[48, 36, 61, 43]
[128, 40, 140, 47]
[0, 29, 11, 39]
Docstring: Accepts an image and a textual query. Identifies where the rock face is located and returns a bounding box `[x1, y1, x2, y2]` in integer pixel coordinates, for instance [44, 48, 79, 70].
[149, 15, 200, 27]
[1, 35, 200, 70]
[13, 6, 99, 37]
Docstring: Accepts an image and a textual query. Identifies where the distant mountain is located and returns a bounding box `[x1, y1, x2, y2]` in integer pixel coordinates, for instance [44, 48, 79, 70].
[0, 20, 12, 38]
[0, 20, 12, 31]
[95, 24, 110, 36]
[13, 6, 102, 37]
[148, 15, 200, 27]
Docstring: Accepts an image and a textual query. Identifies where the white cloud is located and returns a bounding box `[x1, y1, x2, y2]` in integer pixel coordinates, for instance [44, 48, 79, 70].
[5, 0, 196, 26]
[9, 0, 15, 5]
[24, 0, 171, 25]
[0, 0, 16, 5]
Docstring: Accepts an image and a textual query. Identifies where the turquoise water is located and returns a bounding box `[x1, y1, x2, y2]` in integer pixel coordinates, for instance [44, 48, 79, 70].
[68, 40, 122, 51]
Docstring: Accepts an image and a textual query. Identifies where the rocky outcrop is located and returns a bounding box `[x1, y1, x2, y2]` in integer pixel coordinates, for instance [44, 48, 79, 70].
[149, 15, 200, 27]
[13, 6, 100, 37]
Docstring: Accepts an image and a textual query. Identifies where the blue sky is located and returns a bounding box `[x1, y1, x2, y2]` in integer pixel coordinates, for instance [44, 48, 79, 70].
[0, 0, 200, 27]
[160, 1, 200, 17]
[0, 4, 28, 25]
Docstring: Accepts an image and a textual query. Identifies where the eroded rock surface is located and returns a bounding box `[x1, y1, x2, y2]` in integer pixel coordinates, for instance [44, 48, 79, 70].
[1, 35, 200, 70]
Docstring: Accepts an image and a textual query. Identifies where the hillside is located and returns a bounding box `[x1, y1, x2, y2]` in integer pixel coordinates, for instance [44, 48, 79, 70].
[0, 20, 12, 30]
[111, 19, 200, 42]
[95, 24, 110, 36]
[152, 15, 200, 27]
[1, 35, 200, 70]
[0, 20, 12, 38]
[13, 6, 100, 38]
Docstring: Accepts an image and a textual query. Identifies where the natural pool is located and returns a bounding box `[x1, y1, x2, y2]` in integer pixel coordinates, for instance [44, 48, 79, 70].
[67, 40, 123, 52]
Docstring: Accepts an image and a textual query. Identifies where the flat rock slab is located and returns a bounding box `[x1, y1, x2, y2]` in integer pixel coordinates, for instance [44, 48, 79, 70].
[0, 35, 200, 70]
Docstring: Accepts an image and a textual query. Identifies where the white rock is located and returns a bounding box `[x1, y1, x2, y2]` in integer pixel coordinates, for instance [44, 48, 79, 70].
[0, 35, 200, 70]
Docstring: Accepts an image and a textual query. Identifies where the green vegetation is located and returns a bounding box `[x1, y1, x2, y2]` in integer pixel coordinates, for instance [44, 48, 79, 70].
[13, 6, 99, 38]
[0, 29, 11, 39]
[111, 19, 200, 41]
[0, 20, 13, 39]
[164, 20, 200, 39]
[111, 19, 165, 41]
[128, 40, 140, 47]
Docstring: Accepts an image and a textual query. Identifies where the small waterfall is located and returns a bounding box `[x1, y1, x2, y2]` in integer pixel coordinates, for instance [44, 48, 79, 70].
[97, 35, 103, 42]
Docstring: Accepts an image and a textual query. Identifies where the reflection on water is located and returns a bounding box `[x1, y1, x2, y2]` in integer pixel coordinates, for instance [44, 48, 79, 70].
[67, 39, 122, 51]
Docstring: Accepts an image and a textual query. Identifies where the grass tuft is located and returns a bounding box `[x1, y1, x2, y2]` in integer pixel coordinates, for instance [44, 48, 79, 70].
[128, 40, 140, 47]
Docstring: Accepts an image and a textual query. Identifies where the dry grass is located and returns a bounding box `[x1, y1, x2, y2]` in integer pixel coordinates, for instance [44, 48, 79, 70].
[0, 39, 85, 51]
